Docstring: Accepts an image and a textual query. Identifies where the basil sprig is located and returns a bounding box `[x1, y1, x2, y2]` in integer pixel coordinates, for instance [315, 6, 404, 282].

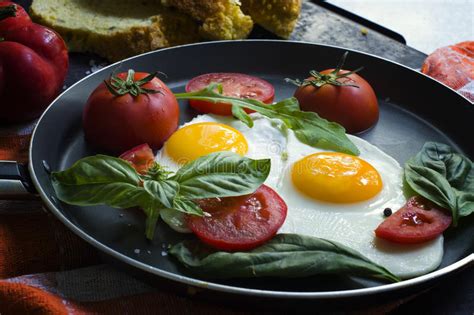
[51, 152, 270, 239]
[405, 142, 474, 226]
[175, 84, 360, 156]
[170, 233, 400, 282]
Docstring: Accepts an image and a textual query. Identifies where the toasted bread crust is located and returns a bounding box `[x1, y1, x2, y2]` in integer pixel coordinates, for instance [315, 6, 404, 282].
[161, 0, 253, 40]
[241, 0, 302, 38]
[30, 0, 200, 61]
[29, 0, 301, 61]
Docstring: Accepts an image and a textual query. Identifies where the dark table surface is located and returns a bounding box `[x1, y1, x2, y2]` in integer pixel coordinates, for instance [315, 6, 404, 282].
[13, 0, 474, 313]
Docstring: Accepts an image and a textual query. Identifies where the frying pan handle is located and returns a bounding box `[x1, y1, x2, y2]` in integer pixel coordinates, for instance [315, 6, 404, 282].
[0, 161, 37, 199]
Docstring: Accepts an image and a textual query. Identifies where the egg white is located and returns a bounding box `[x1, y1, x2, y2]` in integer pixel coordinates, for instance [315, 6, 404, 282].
[156, 114, 444, 278]
[277, 132, 443, 278]
[155, 113, 290, 188]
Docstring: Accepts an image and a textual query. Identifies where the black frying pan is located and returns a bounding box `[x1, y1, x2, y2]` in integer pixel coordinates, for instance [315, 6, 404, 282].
[1, 41, 473, 307]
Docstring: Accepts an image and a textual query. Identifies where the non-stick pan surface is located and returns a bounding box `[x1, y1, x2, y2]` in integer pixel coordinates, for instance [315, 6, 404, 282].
[29, 40, 473, 299]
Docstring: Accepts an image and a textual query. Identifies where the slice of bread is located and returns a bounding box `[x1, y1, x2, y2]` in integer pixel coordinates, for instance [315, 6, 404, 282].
[30, 0, 200, 61]
[160, 0, 254, 40]
[241, 0, 302, 38]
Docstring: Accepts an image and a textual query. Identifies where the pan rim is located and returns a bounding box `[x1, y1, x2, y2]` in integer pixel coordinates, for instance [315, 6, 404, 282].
[29, 39, 474, 299]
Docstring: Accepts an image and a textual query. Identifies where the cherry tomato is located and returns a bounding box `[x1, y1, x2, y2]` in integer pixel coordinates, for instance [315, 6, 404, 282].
[186, 73, 275, 115]
[83, 70, 179, 154]
[119, 143, 155, 174]
[186, 185, 287, 251]
[294, 69, 379, 134]
[375, 196, 452, 244]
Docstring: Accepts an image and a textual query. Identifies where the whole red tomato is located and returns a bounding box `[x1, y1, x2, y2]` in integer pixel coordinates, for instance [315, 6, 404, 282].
[0, 2, 68, 123]
[83, 70, 179, 153]
[290, 53, 379, 134]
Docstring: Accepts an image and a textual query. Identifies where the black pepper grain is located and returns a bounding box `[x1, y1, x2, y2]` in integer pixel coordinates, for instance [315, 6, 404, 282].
[383, 208, 392, 217]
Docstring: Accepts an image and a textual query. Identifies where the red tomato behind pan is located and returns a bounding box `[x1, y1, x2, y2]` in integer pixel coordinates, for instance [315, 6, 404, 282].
[186, 73, 275, 115]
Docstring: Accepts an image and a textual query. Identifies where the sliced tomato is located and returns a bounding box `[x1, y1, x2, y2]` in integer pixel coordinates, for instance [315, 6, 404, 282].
[186, 185, 287, 251]
[119, 143, 155, 174]
[375, 196, 452, 244]
[185, 73, 275, 116]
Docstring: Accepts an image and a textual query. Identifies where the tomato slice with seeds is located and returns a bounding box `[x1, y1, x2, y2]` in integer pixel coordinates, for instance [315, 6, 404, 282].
[119, 143, 155, 174]
[185, 73, 275, 116]
[186, 185, 287, 251]
[375, 196, 452, 244]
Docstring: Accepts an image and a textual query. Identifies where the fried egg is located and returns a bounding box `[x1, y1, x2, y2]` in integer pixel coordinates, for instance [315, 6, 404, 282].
[155, 114, 289, 188]
[156, 113, 444, 278]
[276, 131, 443, 279]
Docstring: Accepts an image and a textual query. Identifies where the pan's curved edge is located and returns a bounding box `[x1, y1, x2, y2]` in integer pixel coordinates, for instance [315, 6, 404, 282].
[28, 40, 474, 299]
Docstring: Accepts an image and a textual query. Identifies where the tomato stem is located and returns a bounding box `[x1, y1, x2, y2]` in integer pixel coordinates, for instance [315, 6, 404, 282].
[104, 69, 163, 97]
[285, 51, 364, 89]
[0, 5, 17, 21]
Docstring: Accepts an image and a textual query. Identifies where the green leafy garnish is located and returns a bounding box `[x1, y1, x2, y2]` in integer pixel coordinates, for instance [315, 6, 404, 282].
[104, 69, 162, 97]
[51, 152, 270, 239]
[404, 142, 474, 226]
[170, 233, 400, 282]
[285, 51, 363, 88]
[175, 85, 360, 156]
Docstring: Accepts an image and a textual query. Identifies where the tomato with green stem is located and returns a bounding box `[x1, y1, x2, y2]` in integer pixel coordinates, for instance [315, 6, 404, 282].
[83, 70, 179, 154]
[287, 52, 379, 134]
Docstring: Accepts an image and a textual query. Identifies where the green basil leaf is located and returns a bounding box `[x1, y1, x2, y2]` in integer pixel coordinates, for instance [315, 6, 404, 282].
[170, 151, 270, 199]
[269, 104, 359, 155]
[51, 155, 151, 209]
[411, 142, 472, 189]
[170, 234, 400, 283]
[173, 196, 203, 216]
[457, 191, 474, 217]
[270, 96, 300, 112]
[231, 105, 253, 128]
[404, 142, 474, 226]
[405, 164, 458, 223]
[143, 179, 180, 209]
[175, 84, 359, 155]
[160, 208, 191, 233]
[52, 155, 140, 185]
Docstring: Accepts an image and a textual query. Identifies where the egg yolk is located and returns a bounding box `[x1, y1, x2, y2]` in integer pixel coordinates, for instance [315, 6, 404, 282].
[292, 152, 382, 203]
[164, 122, 248, 164]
